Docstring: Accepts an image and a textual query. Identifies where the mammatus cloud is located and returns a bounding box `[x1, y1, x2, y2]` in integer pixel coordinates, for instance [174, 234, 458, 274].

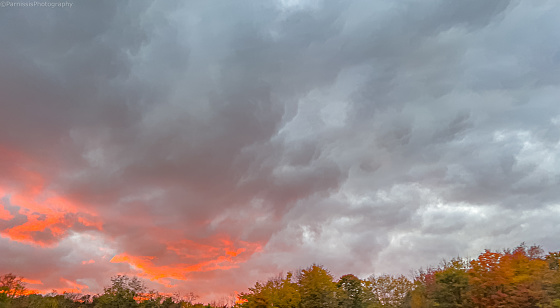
[1, 0, 560, 301]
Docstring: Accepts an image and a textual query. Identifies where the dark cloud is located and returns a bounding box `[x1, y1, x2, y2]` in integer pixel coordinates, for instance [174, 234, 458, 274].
[1, 0, 559, 301]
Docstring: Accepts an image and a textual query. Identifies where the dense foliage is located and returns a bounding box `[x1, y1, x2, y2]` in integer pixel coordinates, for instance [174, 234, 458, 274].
[0, 274, 218, 308]
[238, 244, 560, 308]
[2, 244, 560, 308]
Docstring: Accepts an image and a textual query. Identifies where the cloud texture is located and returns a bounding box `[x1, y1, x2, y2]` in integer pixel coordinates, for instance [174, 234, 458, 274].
[1, 0, 560, 301]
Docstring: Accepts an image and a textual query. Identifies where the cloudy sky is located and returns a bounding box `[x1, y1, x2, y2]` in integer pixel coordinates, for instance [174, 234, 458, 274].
[1, 0, 560, 301]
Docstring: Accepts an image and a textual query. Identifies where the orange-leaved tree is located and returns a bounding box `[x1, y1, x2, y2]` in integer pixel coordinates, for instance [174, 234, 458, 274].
[468, 244, 549, 308]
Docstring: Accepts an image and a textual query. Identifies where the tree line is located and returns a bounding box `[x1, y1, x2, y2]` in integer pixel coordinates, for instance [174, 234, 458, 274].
[0, 274, 215, 308]
[2, 244, 560, 307]
[238, 244, 560, 308]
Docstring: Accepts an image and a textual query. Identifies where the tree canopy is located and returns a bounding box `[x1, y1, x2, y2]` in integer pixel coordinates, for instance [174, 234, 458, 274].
[2, 244, 560, 308]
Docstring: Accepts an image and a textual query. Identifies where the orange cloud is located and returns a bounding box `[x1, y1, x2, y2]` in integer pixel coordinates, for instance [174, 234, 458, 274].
[1, 210, 102, 246]
[21, 289, 40, 296]
[78, 216, 103, 230]
[4, 214, 67, 244]
[111, 252, 240, 281]
[0, 163, 102, 246]
[110, 236, 263, 284]
[60, 278, 89, 293]
[0, 145, 266, 300]
[21, 278, 43, 285]
[21, 278, 89, 296]
[225, 248, 246, 257]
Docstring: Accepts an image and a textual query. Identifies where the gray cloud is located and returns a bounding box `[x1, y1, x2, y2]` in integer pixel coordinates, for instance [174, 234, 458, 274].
[1, 0, 560, 301]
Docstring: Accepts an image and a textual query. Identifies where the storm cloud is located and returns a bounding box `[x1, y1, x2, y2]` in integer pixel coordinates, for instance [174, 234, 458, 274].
[1, 0, 559, 301]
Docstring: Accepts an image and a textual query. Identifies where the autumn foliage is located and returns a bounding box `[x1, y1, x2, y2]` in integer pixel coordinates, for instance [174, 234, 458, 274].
[238, 244, 560, 308]
[409, 244, 560, 308]
[2, 244, 560, 308]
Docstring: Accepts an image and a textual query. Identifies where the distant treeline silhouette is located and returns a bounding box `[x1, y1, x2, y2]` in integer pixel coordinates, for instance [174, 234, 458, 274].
[2, 244, 560, 307]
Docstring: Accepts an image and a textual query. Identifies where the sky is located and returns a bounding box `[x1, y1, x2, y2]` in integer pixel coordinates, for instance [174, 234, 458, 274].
[1, 0, 560, 302]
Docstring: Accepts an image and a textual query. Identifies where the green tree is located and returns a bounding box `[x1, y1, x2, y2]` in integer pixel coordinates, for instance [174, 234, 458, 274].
[544, 252, 560, 307]
[94, 275, 145, 308]
[0, 273, 26, 299]
[431, 259, 471, 308]
[0, 273, 27, 308]
[296, 265, 338, 308]
[25, 294, 79, 308]
[337, 274, 379, 308]
[237, 272, 300, 308]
